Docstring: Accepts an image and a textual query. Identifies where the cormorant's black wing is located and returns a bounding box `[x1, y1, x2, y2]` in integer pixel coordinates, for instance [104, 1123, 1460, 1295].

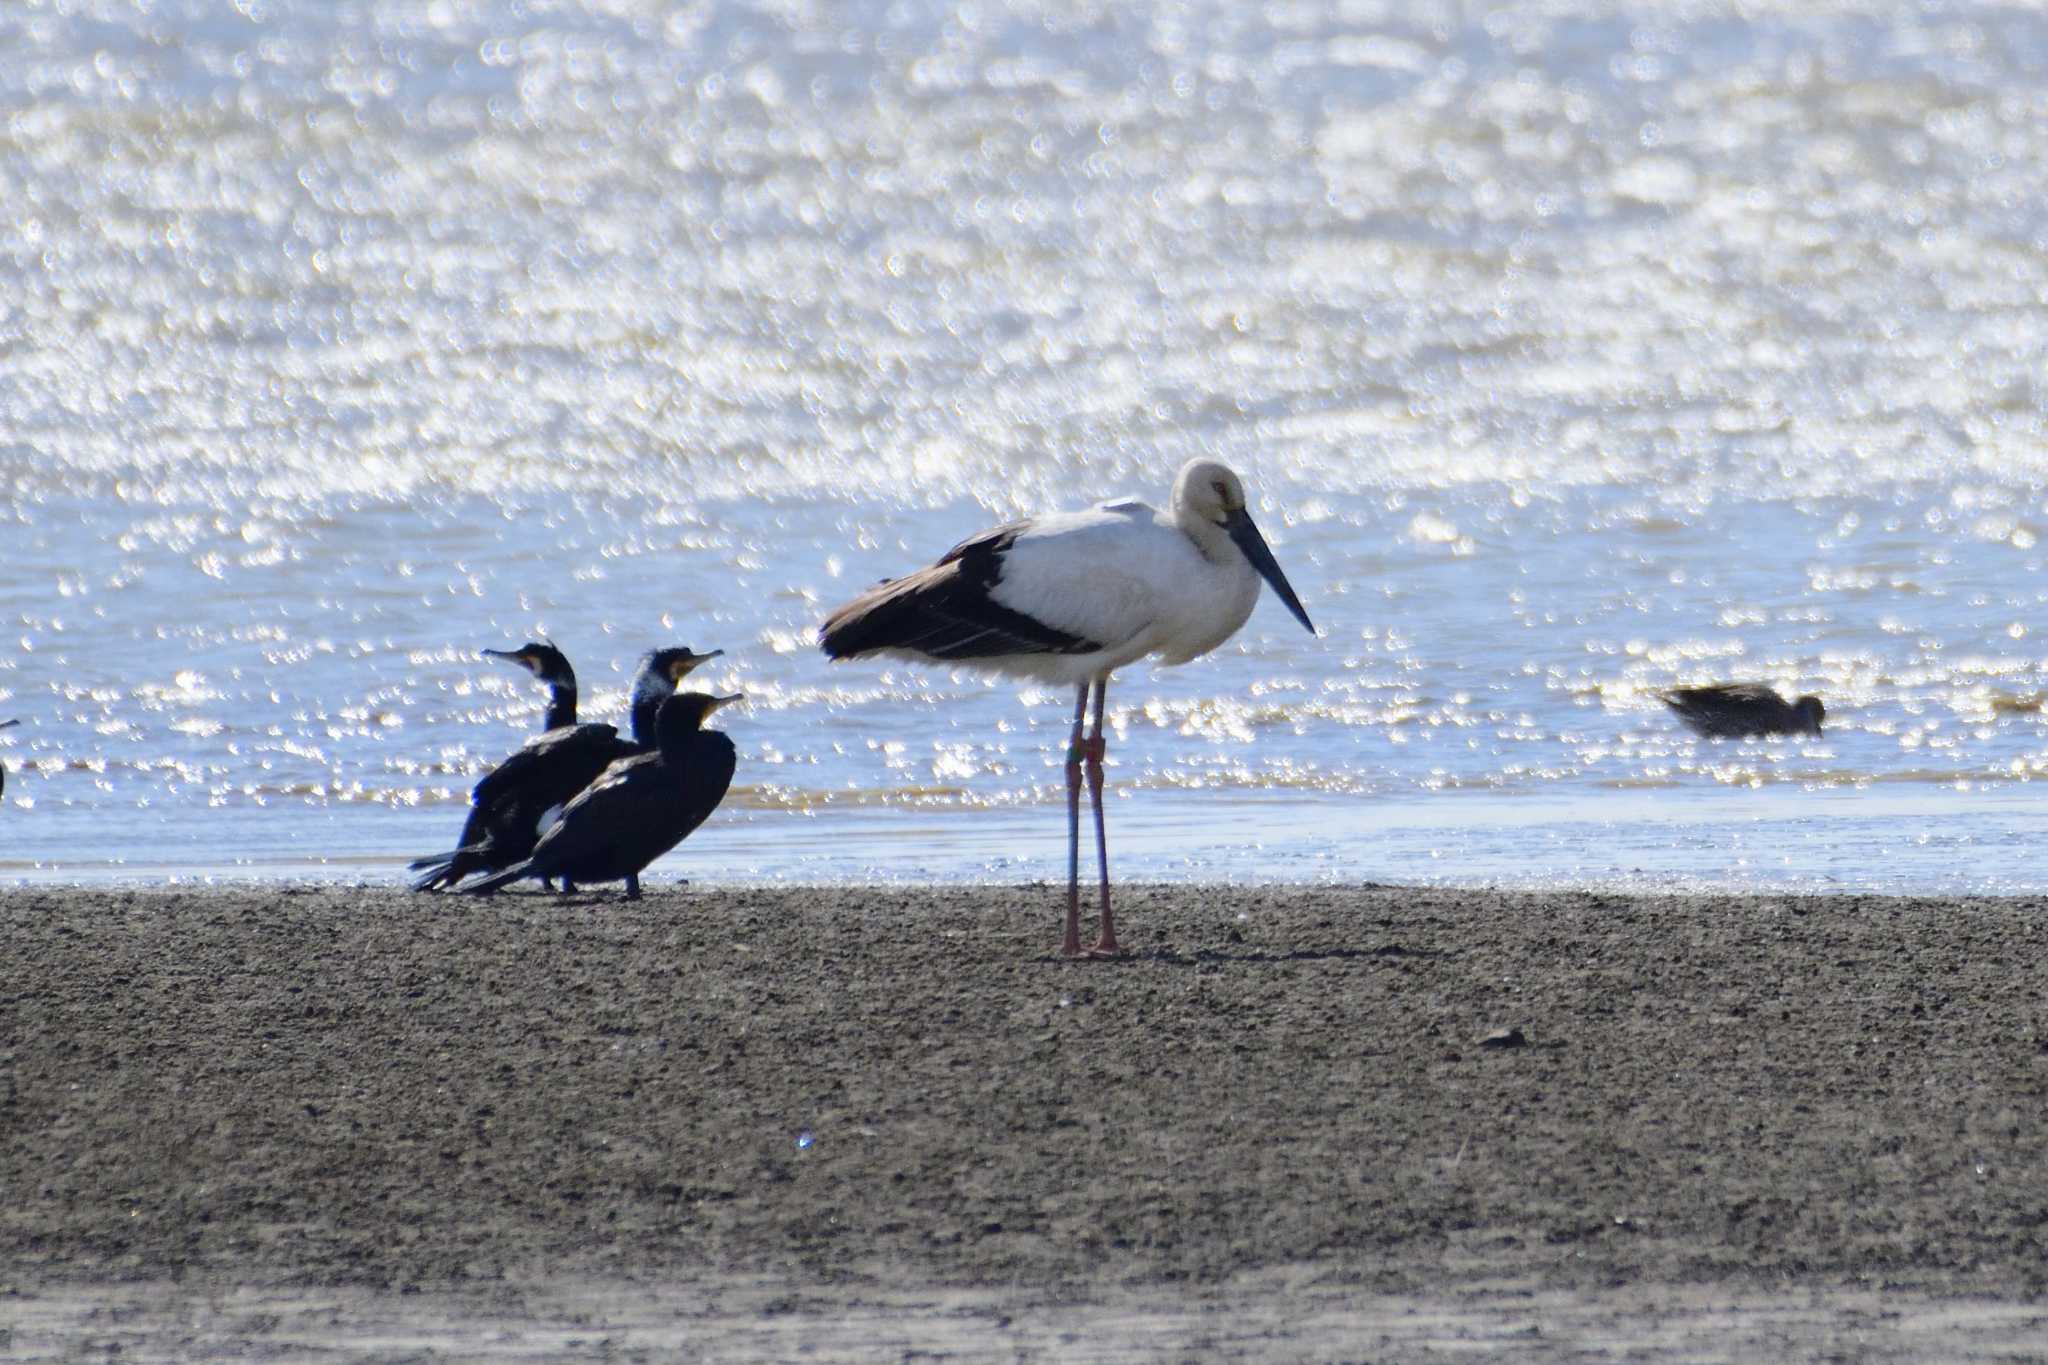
[523, 750, 667, 873]
[471, 723, 626, 808]
[668, 732, 738, 844]
[522, 733, 737, 884]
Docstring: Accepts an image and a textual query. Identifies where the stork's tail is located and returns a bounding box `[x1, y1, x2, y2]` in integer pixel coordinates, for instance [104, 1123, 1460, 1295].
[457, 859, 538, 897]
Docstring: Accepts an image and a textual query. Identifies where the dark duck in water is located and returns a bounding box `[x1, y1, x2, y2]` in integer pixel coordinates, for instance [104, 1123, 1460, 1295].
[1660, 683, 1824, 738]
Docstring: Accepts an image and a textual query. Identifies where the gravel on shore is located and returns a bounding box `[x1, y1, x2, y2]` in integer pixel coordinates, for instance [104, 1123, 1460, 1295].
[5, 884, 2047, 1358]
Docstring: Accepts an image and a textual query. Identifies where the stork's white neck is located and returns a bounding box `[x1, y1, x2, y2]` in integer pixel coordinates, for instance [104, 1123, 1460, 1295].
[1170, 487, 1235, 566]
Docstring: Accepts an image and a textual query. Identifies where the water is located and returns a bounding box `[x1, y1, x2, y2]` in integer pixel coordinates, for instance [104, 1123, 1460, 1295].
[4, 0, 2048, 890]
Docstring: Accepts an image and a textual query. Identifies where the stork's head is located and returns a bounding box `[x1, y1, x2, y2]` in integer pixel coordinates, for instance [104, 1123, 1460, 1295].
[1172, 459, 1316, 636]
[1174, 459, 1247, 526]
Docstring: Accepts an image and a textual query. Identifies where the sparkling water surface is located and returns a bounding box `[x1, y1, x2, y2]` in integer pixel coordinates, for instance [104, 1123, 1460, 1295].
[4, 0, 2048, 889]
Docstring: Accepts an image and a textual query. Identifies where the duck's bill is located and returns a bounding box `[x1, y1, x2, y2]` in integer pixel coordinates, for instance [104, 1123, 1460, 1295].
[1225, 510, 1317, 635]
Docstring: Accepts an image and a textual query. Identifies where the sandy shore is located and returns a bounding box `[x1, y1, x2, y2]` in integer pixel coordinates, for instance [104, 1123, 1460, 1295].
[5, 884, 2048, 1359]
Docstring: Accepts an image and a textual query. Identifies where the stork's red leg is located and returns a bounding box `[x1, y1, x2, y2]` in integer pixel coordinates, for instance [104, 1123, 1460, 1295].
[1060, 684, 1088, 957]
[1086, 677, 1120, 956]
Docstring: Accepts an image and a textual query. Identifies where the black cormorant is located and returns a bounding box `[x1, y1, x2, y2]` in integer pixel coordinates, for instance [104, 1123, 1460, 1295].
[408, 645, 720, 891]
[481, 640, 580, 731]
[1660, 683, 1824, 738]
[459, 691, 740, 900]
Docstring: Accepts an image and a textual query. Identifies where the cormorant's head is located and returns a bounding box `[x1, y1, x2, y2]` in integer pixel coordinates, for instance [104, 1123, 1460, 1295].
[628, 646, 723, 712]
[663, 692, 744, 731]
[645, 646, 723, 686]
[483, 640, 575, 688]
[1793, 695, 1825, 736]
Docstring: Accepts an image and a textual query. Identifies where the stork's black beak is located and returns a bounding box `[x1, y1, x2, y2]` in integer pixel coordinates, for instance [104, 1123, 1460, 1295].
[1224, 509, 1316, 635]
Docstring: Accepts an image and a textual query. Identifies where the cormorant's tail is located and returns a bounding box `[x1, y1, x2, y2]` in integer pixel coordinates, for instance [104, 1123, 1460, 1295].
[458, 859, 537, 896]
[408, 846, 491, 892]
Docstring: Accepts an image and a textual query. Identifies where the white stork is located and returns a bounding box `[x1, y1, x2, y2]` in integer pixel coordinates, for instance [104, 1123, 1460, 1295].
[819, 458, 1317, 957]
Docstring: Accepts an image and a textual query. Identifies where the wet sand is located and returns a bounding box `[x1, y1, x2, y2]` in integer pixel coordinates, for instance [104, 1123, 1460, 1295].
[5, 884, 2047, 1359]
